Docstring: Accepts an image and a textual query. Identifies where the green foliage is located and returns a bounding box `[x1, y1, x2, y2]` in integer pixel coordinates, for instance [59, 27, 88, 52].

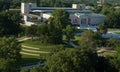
[101, 5, 114, 15]
[0, 36, 21, 72]
[115, 46, 120, 72]
[20, 70, 29, 72]
[64, 25, 75, 42]
[0, 37, 21, 64]
[96, 56, 118, 72]
[32, 9, 70, 44]
[50, 45, 65, 54]
[36, 23, 63, 44]
[106, 38, 120, 49]
[0, 58, 17, 72]
[0, 11, 22, 36]
[51, 9, 71, 29]
[0, 0, 10, 11]
[93, 6, 102, 13]
[25, 25, 37, 39]
[30, 66, 45, 72]
[45, 48, 98, 72]
[79, 30, 103, 48]
[21, 0, 36, 3]
[105, 9, 120, 28]
[97, 24, 107, 34]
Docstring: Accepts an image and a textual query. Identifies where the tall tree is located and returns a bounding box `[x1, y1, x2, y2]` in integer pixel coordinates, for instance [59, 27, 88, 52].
[0, 11, 22, 36]
[105, 9, 120, 28]
[64, 25, 75, 42]
[79, 30, 102, 48]
[50, 9, 71, 29]
[97, 24, 107, 34]
[0, 36, 21, 71]
[25, 25, 37, 39]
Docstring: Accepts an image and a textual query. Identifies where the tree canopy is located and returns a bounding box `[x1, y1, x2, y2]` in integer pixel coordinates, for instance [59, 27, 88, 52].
[45, 48, 98, 72]
[50, 9, 71, 29]
[0, 36, 21, 72]
[0, 11, 22, 36]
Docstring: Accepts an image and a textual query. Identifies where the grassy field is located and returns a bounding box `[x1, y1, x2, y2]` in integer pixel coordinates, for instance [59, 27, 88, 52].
[108, 28, 120, 30]
[22, 40, 62, 52]
[115, 32, 120, 34]
[20, 39, 71, 66]
[21, 53, 49, 66]
[102, 52, 116, 57]
[21, 55, 40, 66]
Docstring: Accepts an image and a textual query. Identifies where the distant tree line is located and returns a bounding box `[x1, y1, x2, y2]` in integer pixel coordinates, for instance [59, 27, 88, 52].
[101, 4, 120, 28]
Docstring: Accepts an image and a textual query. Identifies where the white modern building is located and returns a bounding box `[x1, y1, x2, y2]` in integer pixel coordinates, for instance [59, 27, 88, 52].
[21, 3, 106, 30]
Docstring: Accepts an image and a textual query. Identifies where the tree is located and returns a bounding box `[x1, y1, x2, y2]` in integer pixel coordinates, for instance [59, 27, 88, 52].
[45, 48, 98, 72]
[0, 36, 21, 71]
[30, 66, 46, 72]
[105, 10, 120, 28]
[50, 45, 65, 55]
[50, 9, 71, 29]
[0, 0, 10, 11]
[20, 70, 29, 72]
[97, 24, 107, 34]
[64, 25, 75, 42]
[114, 45, 120, 72]
[36, 23, 63, 44]
[0, 11, 22, 36]
[25, 25, 37, 39]
[79, 30, 102, 48]
[0, 37, 21, 66]
[0, 58, 17, 72]
[96, 56, 118, 72]
[106, 38, 120, 50]
[101, 5, 114, 15]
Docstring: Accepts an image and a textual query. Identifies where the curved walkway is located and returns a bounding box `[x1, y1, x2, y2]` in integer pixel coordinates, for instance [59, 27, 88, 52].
[22, 45, 39, 50]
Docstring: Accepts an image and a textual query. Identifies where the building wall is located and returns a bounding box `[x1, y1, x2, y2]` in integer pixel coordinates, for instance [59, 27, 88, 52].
[21, 3, 37, 14]
[21, 3, 106, 30]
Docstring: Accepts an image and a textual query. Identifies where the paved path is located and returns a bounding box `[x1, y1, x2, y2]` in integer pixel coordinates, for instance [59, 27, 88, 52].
[18, 37, 31, 42]
[22, 45, 39, 50]
[97, 48, 116, 53]
[102, 33, 120, 39]
[63, 41, 77, 48]
[69, 41, 77, 48]
[20, 62, 44, 70]
[20, 52, 39, 56]
[108, 30, 120, 33]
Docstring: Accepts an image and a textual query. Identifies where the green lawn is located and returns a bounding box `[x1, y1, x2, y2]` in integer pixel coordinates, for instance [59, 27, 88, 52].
[115, 32, 120, 34]
[20, 55, 40, 66]
[108, 28, 120, 31]
[75, 36, 81, 40]
[20, 39, 74, 66]
[22, 40, 62, 52]
[102, 52, 116, 57]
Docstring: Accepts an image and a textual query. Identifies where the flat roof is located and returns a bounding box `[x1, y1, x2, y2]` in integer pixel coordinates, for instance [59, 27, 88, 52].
[31, 7, 93, 14]
[31, 7, 78, 10]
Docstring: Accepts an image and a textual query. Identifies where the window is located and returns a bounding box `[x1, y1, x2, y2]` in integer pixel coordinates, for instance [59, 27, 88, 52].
[81, 19, 86, 24]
